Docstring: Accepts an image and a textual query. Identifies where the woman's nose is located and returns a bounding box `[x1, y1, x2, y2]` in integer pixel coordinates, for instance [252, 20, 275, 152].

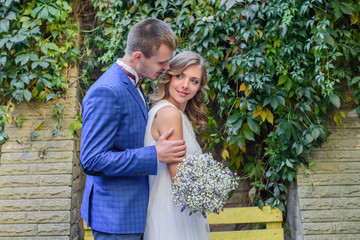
[182, 79, 189, 89]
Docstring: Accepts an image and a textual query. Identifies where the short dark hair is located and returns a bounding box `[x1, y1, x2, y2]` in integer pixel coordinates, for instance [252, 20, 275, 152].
[125, 18, 179, 58]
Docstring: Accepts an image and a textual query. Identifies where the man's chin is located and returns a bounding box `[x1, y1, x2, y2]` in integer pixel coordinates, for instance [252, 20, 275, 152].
[151, 74, 162, 81]
[148, 76, 158, 81]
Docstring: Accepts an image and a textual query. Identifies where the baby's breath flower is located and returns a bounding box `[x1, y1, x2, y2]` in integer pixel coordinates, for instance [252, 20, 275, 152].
[171, 153, 239, 218]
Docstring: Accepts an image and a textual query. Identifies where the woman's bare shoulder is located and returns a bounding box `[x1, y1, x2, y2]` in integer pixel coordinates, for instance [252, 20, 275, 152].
[155, 105, 182, 122]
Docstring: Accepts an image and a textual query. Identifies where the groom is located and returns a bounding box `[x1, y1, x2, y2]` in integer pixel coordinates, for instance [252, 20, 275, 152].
[80, 18, 185, 239]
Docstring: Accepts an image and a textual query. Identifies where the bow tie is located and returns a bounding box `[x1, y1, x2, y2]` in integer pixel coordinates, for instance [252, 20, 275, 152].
[117, 63, 144, 88]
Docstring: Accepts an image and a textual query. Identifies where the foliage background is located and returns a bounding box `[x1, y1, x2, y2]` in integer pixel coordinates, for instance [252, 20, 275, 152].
[79, 0, 360, 211]
[1, 0, 360, 212]
[0, 0, 80, 141]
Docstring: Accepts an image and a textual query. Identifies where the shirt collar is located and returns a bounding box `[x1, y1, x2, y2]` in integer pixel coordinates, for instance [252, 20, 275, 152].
[116, 58, 141, 86]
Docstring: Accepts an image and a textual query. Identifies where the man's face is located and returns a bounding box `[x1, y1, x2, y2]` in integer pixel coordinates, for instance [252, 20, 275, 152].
[136, 44, 174, 81]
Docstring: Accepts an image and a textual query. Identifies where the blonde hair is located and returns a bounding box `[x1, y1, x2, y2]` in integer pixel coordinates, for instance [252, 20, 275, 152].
[125, 18, 179, 58]
[150, 51, 208, 129]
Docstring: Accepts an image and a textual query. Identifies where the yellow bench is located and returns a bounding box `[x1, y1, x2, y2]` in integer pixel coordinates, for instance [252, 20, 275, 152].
[208, 206, 284, 240]
[84, 206, 283, 240]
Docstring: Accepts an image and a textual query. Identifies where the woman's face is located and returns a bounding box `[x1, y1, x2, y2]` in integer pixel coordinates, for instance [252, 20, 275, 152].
[165, 64, 202, 111]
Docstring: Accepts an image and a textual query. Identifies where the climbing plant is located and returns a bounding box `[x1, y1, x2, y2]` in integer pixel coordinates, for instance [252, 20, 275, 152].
[0, 0, 80, 144]
[2, 0, 357, 211]
[79, 0, 360, 211]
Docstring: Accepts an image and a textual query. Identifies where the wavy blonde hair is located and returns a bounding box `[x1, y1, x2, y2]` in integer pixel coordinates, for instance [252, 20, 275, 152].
[150, 51, 208, 129]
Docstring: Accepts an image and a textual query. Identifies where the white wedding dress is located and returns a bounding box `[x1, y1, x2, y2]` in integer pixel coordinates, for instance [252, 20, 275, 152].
[143, 100, 211, 240]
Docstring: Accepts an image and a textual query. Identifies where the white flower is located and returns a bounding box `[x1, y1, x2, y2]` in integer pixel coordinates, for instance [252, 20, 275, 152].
[171, 153, 239, 218]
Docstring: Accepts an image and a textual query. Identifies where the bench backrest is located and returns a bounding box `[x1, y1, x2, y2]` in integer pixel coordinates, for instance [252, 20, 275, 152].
[84, 206, 284, 240]
[208, 206, 284, 240]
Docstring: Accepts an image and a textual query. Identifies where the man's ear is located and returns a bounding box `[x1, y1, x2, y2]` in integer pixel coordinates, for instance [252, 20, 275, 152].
[133, 51, 142, 63]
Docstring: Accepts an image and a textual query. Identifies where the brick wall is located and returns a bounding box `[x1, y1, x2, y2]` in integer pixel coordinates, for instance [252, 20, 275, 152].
[0, 66, 85, 239]
[296, 103, 360, 239]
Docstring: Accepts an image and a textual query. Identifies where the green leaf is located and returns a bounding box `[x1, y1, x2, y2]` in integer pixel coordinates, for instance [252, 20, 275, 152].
[15, 54, 30, 65]
[0, 56, 7, 66]
[36, 80, 45, 92]
[39, 61, 49, 68]
[329, 94, 341, 109]
[20, 16, 31, 23]
[0, 135, 5, 145]
[278, 75, 288, 85]
[244, 162, 255, 175]
[228, 113, 241, 124]
[41, 45, 48, 54]
[331, 0, 342, 19]
[295, 144, 303, 156]
[247, 117, 260, 135]
[256, 165, 264, 178]
[257, 199, 264, 209]
[285, 159, 293, 168]
[41, 78, 53, 88]
[46, 94, 56, 102]
[48, 6, 58, 16]
[0, 38, 8, 48]
[69, 119, 82, 136]
[312, 128, 321, 139]
[32, 87, 38, 98]
[14, 82, 24, 89]
[32, 6, 44, 18]
[351, 76, 360, 85]
[324, 34, 336, 47]
[305, 134, 314, 143]
[6, 11, 17, 20]
[31, 62, 40, 69]
[46, 43, 59, 51]
[241, 123, 254, 141]
[236, 135, 246, 149]
[276, 95, 285, 107]
[0, 19, 10, 33]
[24, 89, 32, 101]
[2, 131, 8, 139]
[38, 7, 49, 19]
[340, 2, 354, 15]
[270, 97, 279, 110]
[287, 172, 293, 182]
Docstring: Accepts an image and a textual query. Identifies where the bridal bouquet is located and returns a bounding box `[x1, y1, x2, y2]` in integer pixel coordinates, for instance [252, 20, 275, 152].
[171, 153, 239, 218]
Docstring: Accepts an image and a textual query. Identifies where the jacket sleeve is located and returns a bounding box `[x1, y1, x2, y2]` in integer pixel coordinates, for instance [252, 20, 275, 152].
[80, 85, 158, 177]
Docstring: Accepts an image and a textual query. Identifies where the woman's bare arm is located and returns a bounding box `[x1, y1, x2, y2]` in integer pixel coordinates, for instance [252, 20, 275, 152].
[151, 106, 184, 181]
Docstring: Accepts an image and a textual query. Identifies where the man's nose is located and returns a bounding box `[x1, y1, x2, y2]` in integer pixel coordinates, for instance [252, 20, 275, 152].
[163, 62, 170, 70]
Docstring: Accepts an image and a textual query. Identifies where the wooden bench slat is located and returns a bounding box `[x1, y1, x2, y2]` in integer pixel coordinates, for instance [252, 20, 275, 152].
[83, 221, 93, 238]
[210, 229, 284, 240]
[266, 222, 282, 229]
[83, 206, 284, 240]
[208, 206, 283, 225]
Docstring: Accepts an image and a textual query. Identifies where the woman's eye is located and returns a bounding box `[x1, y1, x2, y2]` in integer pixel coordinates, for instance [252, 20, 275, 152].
[176, 74, 183, 78]
[191, 79, 200, 84]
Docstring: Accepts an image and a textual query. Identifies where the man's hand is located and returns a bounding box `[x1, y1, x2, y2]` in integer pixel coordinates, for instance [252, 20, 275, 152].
[155, 128, 186, 164]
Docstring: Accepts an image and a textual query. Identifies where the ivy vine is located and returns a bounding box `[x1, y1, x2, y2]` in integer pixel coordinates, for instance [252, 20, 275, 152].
[79, 0, 360, 211]
[2, 0, 359, 213]
[0, 0, 80, 145]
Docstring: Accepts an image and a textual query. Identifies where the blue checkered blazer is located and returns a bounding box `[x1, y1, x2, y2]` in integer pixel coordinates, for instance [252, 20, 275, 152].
[80, 63, 158, 234]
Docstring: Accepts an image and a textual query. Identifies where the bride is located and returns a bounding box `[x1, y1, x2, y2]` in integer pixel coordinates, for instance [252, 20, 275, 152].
[143, 51, 211, 240]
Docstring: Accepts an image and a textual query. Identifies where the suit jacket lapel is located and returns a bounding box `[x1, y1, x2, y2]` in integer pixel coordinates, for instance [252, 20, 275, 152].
[127, 83, 148, 120]
[114, 63, 148, 120]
